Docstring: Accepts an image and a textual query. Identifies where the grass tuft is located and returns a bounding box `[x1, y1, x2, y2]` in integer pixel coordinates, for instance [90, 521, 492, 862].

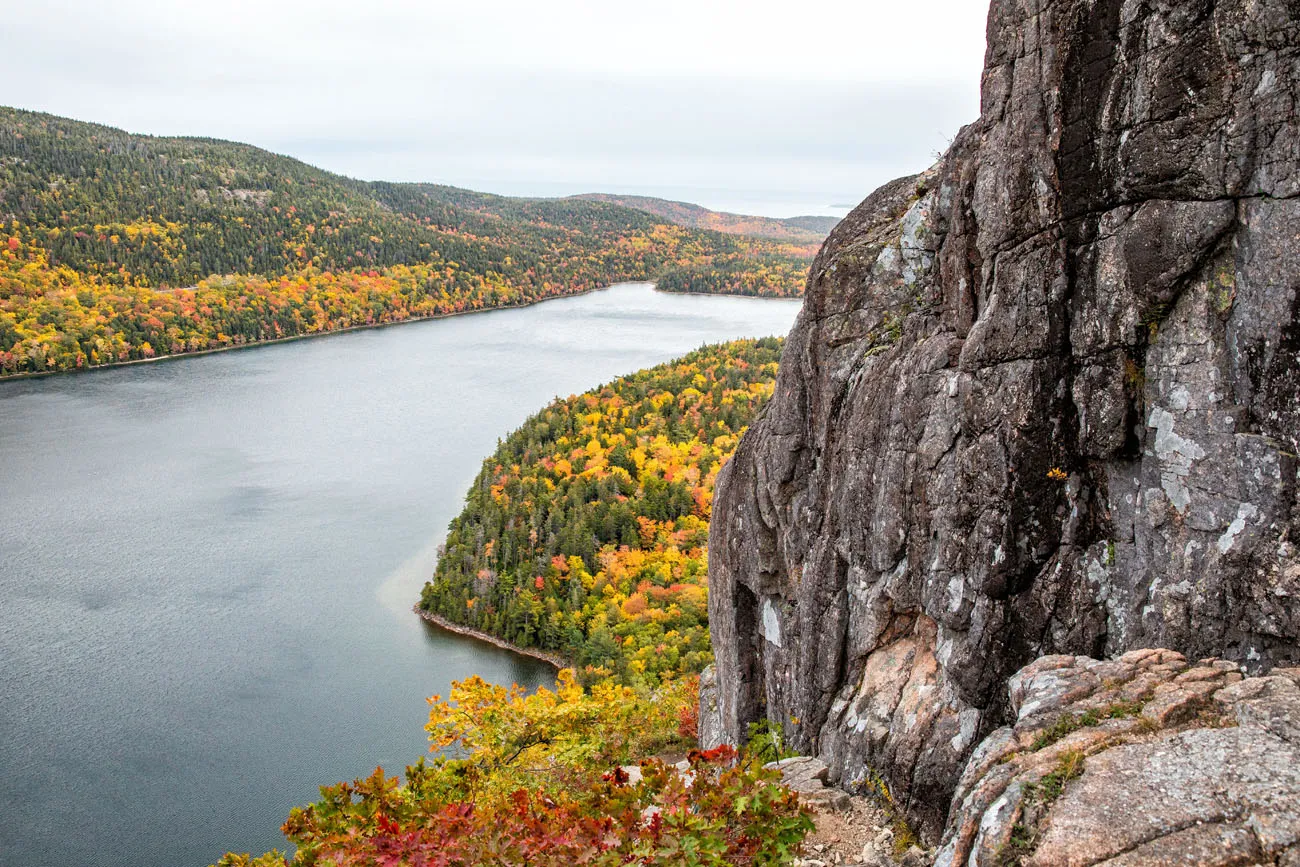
[1029, 700, 1146, 751]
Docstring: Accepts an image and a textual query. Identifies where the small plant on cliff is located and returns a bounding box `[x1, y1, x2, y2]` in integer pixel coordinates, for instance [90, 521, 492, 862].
[1034, 749, 1085, 802]
[998, 750, 1087, 866]
[1028, 700, 1146, 751]
[862, 772, 922, 857]
[745, 718, 799, 764]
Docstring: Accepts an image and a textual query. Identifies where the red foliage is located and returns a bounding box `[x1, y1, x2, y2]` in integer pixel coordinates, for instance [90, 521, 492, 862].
[676, 675, 701, 741]
[279, 747, 809, 867]
[601, 766, 631, 785]
[688, 744, 737, 766]
[677, 704, 699, 742]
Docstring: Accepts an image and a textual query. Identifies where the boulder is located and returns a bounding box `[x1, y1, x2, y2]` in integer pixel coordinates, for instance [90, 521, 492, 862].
[766, 755, 853, 812]
[935, 653, 1300, 866]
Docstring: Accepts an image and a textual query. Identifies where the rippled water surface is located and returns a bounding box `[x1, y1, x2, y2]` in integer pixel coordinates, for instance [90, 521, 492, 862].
[0, 284, 801, 867]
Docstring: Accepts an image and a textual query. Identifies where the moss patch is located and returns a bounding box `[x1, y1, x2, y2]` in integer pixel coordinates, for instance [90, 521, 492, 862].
[1029, 700, 1146, 751]
[998, 750, 1087, 866]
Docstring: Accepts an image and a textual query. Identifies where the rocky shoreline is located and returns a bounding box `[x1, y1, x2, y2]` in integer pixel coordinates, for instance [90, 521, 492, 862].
[413, 606, 568, 670]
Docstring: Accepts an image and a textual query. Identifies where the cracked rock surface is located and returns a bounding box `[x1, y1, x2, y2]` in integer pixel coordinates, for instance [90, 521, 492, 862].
[764, 756, 854, 812]
[936, 650, 1300, 866]
[707, 0, 1300, 842]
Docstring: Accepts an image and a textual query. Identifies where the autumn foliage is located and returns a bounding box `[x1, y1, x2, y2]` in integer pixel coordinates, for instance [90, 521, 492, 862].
[0, 108, 809, 376]
[420, 338, 784, 686]
[214, 342, 804, 866]
[216, 673, 812, 867]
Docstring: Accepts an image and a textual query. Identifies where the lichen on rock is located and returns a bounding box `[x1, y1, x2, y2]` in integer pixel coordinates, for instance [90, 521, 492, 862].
[707, 0, 1300, 844]
[936, 652, 1300, 866]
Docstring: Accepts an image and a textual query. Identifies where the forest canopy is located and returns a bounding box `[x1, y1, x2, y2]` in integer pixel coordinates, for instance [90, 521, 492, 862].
[419, 338, 784, 687]
[0, 108, 812, 375]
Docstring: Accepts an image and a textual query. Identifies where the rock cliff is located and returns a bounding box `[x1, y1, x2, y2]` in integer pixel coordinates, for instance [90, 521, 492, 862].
[707, 0, 1299, 843]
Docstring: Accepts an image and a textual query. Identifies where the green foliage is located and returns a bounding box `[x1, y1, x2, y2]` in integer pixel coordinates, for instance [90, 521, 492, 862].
[0, 107, 810, 375]
[420, 338, 784, 686]
[656, 254, 809, 297]
[744, 719, 798, 764]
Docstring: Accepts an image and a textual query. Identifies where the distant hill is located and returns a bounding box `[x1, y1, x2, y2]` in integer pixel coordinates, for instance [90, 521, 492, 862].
[781, 214, 843, 234]
[572, 193, 839, 242]
[0, 107, 813, 375]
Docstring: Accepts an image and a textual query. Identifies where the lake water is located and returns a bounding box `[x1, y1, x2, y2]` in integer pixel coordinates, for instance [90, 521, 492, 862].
[0, 284, 801, 867]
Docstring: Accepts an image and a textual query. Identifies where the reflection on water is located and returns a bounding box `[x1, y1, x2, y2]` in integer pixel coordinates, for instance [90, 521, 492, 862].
[0, 284, 800, 867]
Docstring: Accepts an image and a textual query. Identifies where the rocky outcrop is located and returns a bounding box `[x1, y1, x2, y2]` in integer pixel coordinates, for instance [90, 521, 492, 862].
[764, 756, 854, 812]
[698, 664, 726, 750]
[707, 0, 1300, 842]
[937, 650, 1300, 866]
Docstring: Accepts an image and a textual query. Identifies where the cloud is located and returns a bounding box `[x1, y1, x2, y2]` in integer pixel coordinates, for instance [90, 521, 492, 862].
[2, 0, 991, 215]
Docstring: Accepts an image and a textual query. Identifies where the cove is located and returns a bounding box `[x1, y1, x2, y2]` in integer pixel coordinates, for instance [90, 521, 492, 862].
[0, 283, 800, 867]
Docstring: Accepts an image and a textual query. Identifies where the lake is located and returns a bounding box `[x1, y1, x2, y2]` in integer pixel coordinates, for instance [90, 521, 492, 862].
[0, 283, 801, 867]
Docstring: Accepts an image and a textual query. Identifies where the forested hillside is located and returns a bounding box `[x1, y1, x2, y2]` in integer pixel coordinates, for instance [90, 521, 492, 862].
[419, 338, 783, 687]
[220, 338, 805, 867]
[0, 108, 811, 375]
[573, 193, 839, 242]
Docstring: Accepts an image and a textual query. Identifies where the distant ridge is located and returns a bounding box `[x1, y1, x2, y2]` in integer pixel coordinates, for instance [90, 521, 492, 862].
[572, 193, 839, 242]
[0, 106, 814, 376]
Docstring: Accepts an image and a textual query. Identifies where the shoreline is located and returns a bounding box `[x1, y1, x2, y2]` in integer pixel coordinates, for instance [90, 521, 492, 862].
[0, 282, 643, 383]
[656, 287, 804, 301]
[414, 606, 569, 671]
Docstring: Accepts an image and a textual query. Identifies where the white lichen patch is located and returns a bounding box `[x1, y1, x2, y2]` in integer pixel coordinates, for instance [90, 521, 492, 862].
[1217, 503, 1259, 554]
[1148, 406, 1207, 513]
[1255, 68, 1277, 96]
[761, 597, 784, 648]
[947, 573, 966, 614]
[951, 709, 981, 753]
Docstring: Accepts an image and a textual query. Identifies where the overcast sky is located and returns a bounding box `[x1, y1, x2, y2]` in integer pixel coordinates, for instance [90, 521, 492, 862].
[3, 0, 992, 217]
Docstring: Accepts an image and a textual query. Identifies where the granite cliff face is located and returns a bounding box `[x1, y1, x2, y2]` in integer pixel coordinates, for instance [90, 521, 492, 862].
[707, 0, 1299, 842]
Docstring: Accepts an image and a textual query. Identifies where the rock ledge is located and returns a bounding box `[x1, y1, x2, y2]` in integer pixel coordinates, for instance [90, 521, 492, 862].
[937, 651, 1300, 866]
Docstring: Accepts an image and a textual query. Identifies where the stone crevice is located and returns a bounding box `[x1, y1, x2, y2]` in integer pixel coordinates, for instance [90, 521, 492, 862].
[707, 0, 1299, 845]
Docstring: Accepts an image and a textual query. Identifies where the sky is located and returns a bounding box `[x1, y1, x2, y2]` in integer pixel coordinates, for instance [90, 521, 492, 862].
[3, 0, 992, 218]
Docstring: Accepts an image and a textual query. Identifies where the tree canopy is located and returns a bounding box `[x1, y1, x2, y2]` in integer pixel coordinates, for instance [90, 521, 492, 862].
[1, 108, 811, 375]
[420, 338, 783, 687]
